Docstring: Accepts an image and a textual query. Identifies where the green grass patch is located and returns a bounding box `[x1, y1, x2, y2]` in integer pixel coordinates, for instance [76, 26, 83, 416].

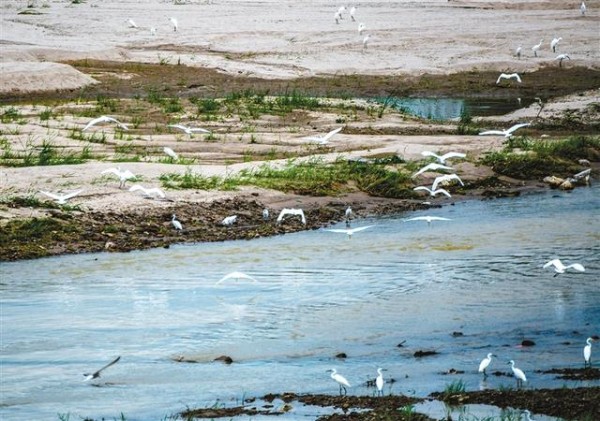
[1, 140, 94, 167]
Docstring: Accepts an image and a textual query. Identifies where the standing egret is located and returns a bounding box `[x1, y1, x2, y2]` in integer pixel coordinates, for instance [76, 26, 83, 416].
[39, 189, 83, 205]
[412, 163, 454, 178]
[171, 214, 183, 231]
[532, 39, 543, 57]
[83, 116, 128, 131]
[376, 368, 385, 396]
[222, 215, 238, 226]
[163, 147, 178, 160]
[555, 54, 570, 67]
[169, 17, 178, 32]
[496, 73, 522, 85]
[362, 34, 370, 50]
[550, 37, 562, 53]
[350, 6, 356, 21]
[127, 19, 138, 29]
[358, 22, 366, 35]
[345, 206, 353, 219]
[303, 127, 342, 145]
[83, 356, 121, 382]
[508, 360, 527, 388]
[216, 271, 258, 285]
[580, 1, 586, 16]
[404, 216, 451, 226]
[421, 151, 466, 164]
[262, 208, 270, 220]
[335, 11, 342, 24]
[277, 208, 306, 225]
[337, 6, 346, 19]
[478, 123, 530, 138]
[168, 124, 211, 137]
[523, 410, 536, 421]
[516, 45, 522, 59]
[432, 173, 464, 191]
[543, 259, 585, 276]
[150, 27, 157, 36]
[478, 353, 496, 377]
[325, 225, 373, 239]
[328, 368, 350, 396]
[101, 167, 136, 189]
[413, 186, 452, 198]
[584, 337, 593, 368]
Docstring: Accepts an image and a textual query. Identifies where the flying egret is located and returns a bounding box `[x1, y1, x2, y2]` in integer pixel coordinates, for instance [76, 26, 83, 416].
[479, 123, 530, 138]
[523, 410, 536, 421]
[277, 208, 306, 225]
[413, 186, 452, 198]
[167, 124, 211, 137]
[515, 45, 522, 59]
[325, 225, 373, 239]
[303, 127, 342, 145]
[350, 6, 356, 21]
[39, 189, 83, 205]
[127, 19, 138, 29]
[432, 174, 464, 191]
[532, 39, 543, 57]
[83, 116, 128, 131]
[101, 167, 136, 188]
[376, 368, 385, 396]
[496, 73, 522, 85]
[421, 151, 466, 164]
[412, 163, 454, 178]
[508, 360, 527, 388]
[83, 356, 120, 382]
[580, 1, 586, 16]
[543, 259, 585, 276]
[404, 216, 451, 226]
[584, 337, 593, 368]
[216, 271, 258, 285]
[478, 353, 496, 377]
[169, 17, 178, 32]
[555, 54, 570, 67]
[129, 185, 165, 199]
[550, 37, 562, 53]
[171, 214, 183, 230]
[222, 215, 238, 226]
[328, 368, 350, 396]
[163, 147, 178, 160]
[262, 208, 269, 220]
[358, 22, 366, 35]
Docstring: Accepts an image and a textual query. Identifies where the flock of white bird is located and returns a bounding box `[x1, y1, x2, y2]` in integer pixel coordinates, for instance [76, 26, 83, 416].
[333, 5, 370, 50]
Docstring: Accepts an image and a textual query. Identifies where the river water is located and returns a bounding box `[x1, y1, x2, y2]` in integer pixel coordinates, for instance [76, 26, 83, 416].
[1, 185, 599, 420]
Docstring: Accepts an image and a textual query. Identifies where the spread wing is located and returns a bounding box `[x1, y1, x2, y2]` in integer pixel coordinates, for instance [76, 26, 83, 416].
[432, 188, 451, 197]
[440, 152, 466, 162]
[189, 127, 211, 134]
[322, 127, 343, 142]
[39, 191, 61, 201]
[506, 123, 530, 135]
[82, 116, 106, 131]
[62, 190, 83, 200]
[543, 259, 561, 269]
[478, 130, 506, 136]
[216, 271, 258, 285]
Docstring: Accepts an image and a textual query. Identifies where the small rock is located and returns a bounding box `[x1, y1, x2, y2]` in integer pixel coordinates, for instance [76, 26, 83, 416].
[543, 175, 565, 188]
[559, 180, 574, 190]
[335, 352, 347, 359]
[521, 339, 536, 347]
[451, 331, 464, 337]
[214, 355, 234, 364]
[414, 350, 438, 357]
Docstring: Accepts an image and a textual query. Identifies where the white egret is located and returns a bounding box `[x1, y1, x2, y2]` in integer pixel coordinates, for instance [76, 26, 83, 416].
[167, 124, 211, 137]
[303, 127, 342, 145]
[83, 356, 120, 382]
[169, 17, 178, 32]
[508, 360, 527, 388]
[543, 259, 585, 276]
[516, 45, 522, 59]
[478, 353, 496, 377]
[337, 6, 346, 19]
[376, 368, 385, 396]
[101, 167, 136, 188]
[150, 27, 157, 36]
[325, 225, 373, 239]
[335, 11, 342, 24]
[163, 146, 178, 160]
[413, 186, 451, 198]
[362, 34, 370, 50]
[404, 216, 451, 226]
[421, 151, 466, 164]
[171, 214, 183, 230]
[127, 19, 138, 29]
[412, 163, 454, 178]
[432, 173, 464, 191]
[262, 208, 270, 220]
[129, 185, 166, 199]
[216, 271, 258, 285]
[532, 39, 543, 57]
[350, 6, 356, 21]
[358, 22, 366, 35]
[550, 37, 562, 53]
[555, 54, 570, 67]
[496, 73, 522, 84]
[523, 410, 536, 421]
[479, 123, 530, 138]
[328, 368, 350, 396]
[345, 206, 353, 219]
[580, 1, 586, 16]
[222, 215, 238, 226]
[83, 116, 128, 131]
[277, 208, 306, 225]
[584, 337, 593, 368]
[39, 189, 83, 205]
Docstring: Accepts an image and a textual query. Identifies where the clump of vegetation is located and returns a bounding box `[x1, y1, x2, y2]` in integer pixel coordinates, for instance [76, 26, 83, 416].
[1, 139, 94, 167]
[480, 135, 599, 179]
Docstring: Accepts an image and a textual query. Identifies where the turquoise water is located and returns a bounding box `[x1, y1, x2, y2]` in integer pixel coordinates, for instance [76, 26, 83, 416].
[1, 185, 599, 420]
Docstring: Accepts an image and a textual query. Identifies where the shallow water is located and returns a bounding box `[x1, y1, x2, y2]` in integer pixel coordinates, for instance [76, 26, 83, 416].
[1, 186, 599, 420]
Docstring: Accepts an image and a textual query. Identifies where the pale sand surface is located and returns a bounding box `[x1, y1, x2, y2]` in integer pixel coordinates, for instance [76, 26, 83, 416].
[1, 0, 599, 92]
